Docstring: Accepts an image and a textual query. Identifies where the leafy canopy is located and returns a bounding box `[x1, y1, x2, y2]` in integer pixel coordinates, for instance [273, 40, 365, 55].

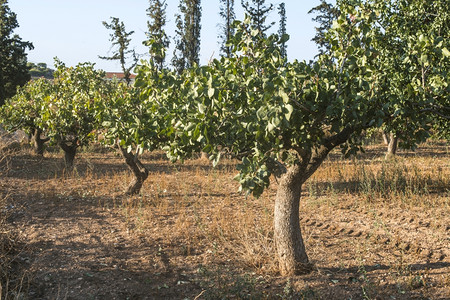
[0, 0, 33, 105]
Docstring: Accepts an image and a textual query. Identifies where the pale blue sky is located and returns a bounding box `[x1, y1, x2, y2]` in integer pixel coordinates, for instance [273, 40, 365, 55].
[9, 0, 328, 72]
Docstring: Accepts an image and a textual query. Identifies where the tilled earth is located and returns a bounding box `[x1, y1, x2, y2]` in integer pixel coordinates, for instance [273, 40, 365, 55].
[1, 150, 449, 299]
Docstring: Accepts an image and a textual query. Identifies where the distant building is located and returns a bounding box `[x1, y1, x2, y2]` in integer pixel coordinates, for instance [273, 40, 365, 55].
[105, 72, 136, 83]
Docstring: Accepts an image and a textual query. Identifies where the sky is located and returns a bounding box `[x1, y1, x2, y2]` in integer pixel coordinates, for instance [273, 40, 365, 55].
[9, 0, 328, 72]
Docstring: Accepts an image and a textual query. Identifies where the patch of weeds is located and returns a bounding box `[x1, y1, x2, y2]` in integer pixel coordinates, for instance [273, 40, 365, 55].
[353, 159, 447, 207]
[297, 286, 320, 300]
[407, 274, 426, 290]
[195, 265, 265, 299]
[325, 183, 339, 206]
[306, 181, 318, 199]
[357, 263, 376, 300]
[395, 267, 428, 295]
[277, 278, 293, 299]
[277, 279, 321, 300]
[389, 258, 429, 296]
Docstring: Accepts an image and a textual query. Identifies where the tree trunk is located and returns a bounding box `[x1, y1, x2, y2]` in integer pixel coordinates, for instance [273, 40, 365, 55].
[59, 140, 78, 170]
[32, 128, 49, 156]
[272, 127, 354, 275]
[385, 133, 398, 160]
[117, 144, 149, 195]
[382, 131, 390, 145]
[274, 165, 311, 276]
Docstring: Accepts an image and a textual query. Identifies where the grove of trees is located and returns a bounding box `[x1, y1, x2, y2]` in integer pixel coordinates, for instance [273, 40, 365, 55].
[0, 0, 33, 106]
[1, 0, 449, 276]
[28, 62, 54, 79]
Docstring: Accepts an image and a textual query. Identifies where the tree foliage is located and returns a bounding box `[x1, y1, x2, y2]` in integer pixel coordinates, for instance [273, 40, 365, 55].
[172, 0, 202, 73]
[241, 0, 274, 35]
[277, 2, 287, 59]
[146, 0, 169, 70]
[0, 78, 49, 135]
[0, 78, 52, 154]
[1, 61, 114, 162]
[308, 0, 340, 56]
[133, 0, 447, 274]
[0, 78, 48, 154]
[97, 51, 183, 194]
[367, 0, 449, 148]
[28, 62, 54, 79]
[100, 17, 138, 85]
[46, 61, 113, 162]
[218, 0, 236, 58]
[0, 0, 33, 105]
[2, 0, 447, 275]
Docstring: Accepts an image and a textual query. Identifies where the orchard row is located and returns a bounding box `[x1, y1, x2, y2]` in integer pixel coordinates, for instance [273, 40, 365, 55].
[1, 1, 448, 275]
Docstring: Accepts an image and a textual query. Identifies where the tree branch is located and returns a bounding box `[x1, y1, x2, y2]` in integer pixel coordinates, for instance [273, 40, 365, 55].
[301, 126, 354, 183]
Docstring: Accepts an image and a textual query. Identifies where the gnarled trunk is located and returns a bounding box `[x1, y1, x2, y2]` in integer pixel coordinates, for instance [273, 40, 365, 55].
[273, 127, 354, 275]
[117, 143, 149, 195]
[385, 132, 398, 160]
[59, 139, 78, 170]
[32, 128, 49, 156]
[274, 165, 311, 276]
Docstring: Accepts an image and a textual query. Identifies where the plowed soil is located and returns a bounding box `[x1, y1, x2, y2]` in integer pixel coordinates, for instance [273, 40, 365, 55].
[1, 144, 449, 300]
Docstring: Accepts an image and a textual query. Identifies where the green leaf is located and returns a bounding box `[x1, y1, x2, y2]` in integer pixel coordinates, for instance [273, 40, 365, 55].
[198, 103, 206, 114]
[279, 90, 289, 103]
[285, 104, 294, 121]
[208, 87, 215, 98]
[251, 29, 259, 37]
[279, 34, 290, 44]
[256, 107, 267, 120]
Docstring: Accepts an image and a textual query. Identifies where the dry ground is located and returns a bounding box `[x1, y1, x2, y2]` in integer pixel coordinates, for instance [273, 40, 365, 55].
[0, 142, 449, 299]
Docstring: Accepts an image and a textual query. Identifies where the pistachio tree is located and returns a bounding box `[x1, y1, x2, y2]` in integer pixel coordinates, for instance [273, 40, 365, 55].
[41, 61, 113, 169]
[97, 49, 182, 194]
[115, 0, 447, 275]
[157, 1, 447, 275]
[155, 7, 382, 275]
[372, 0, 449, 157]
[0, 78, 51, 155]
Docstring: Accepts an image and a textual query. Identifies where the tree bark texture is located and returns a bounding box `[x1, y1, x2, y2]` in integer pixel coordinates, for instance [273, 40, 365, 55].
[59, 139, 78, 170]
[274, 165, 311, 276]
[32, 128, 49, 156]
[117, 144, 149, 195]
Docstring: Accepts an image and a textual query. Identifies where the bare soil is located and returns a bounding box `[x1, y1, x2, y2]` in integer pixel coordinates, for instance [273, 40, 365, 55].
[1, 143, 449, 299]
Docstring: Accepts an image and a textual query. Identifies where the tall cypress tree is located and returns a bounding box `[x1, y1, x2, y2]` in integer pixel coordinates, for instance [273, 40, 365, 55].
[99, 17, 138, 85]
[146, 0, 170, 70]
[172, 10, 186, 74]
[172, 0, 202, 74]
[0, 0, 33, 106]
[218, 0, 235, 58]
[277, 2, 287, 59]
[308, 0, 340, 56]
[184, 0, 202, 67]
[241, 0, 274, 35]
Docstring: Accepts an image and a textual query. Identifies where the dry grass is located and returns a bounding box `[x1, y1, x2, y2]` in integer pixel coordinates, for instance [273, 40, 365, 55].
[308, 145, 449, 207]
[0, 151, 28, 300]
[0, 141, 449, 299]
